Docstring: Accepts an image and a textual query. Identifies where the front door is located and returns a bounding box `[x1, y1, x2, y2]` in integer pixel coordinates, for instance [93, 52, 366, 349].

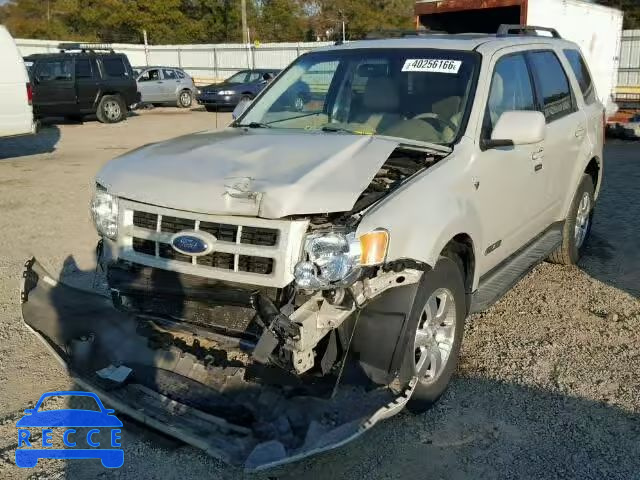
[472, 51, 550, 273]
[32, 58, 76, 115]
[137, 68, 164, 102]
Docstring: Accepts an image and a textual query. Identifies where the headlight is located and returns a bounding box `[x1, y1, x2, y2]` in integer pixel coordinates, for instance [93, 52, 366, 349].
[90, 185, 118, 240]
[218, 90, 235, 95]
[294, 230, 389, 289]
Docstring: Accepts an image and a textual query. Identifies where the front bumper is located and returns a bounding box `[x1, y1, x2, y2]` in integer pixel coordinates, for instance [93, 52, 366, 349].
[20, 258, 416, 470]
[197, 93, 242, 107]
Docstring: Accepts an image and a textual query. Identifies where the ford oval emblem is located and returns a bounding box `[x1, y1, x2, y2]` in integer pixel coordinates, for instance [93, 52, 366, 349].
[170, 230, 216, 257]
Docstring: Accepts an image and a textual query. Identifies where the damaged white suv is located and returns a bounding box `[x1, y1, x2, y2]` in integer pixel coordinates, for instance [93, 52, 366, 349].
[22, 26, 604, 469]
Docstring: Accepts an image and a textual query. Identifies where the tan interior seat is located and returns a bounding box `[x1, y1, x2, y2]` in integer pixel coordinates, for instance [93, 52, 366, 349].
[351, 77, 403, 133]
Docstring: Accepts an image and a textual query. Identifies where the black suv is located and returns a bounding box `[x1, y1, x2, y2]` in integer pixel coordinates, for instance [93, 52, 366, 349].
[24, 44, 140, 123]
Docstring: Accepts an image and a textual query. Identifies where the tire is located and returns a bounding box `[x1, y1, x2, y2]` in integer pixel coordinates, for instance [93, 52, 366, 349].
[178, 90, 192, 108]
[240, 94, 253, 104]
[403, 256, 467, 413]
[547, 174, 595, 265]
[96, 95, 126, 123]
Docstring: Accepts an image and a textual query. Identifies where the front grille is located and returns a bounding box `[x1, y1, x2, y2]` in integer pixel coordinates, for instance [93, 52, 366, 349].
[133, 213, 277, 247]
[129, 209, 282, 276]
[121, 200, 307, 288]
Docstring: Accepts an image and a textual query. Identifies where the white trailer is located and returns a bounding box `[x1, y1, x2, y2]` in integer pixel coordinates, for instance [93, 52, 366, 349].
[416, 0, 624, 106]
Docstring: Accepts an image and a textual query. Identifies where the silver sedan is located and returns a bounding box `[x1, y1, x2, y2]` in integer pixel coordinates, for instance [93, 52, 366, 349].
[134, 66, 197, 108]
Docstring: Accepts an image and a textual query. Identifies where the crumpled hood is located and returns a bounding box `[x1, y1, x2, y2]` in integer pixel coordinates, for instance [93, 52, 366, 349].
[96, 128, 399, 218]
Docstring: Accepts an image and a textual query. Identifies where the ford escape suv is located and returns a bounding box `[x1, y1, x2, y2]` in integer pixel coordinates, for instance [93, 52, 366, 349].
[22, 25, 604, 469]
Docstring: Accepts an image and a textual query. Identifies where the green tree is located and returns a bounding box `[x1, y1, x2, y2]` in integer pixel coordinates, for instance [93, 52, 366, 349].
[255, 0, 305, 42]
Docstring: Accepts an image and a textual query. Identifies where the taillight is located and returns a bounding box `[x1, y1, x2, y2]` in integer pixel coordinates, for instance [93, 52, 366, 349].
[26, 83, 33, 105]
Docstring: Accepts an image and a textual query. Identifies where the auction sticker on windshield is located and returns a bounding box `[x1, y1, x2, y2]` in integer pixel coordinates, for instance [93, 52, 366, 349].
[402, 59, 462, 74]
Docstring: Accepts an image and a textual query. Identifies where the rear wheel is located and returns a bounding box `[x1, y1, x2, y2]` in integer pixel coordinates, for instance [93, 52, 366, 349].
[404, 256, 467, 413]
[96, 95, 126, 123]
[178, 90, 192, 108]
[548, 174, 595, 265]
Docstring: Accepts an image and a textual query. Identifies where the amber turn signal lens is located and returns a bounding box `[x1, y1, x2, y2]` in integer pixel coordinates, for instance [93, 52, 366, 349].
[359, 230, 389, 266]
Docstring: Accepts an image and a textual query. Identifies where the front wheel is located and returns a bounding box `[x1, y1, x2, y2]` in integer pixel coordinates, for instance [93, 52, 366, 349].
[178, 90, 192, 108]
[96, 95, 126, 123]
[547, 174, 595, 265]
[404, 256, 467, 413]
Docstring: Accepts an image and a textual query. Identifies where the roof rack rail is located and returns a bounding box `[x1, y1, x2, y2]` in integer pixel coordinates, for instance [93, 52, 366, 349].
[58, 42, 115, 53]
[365, 29, 447, 40]
[497, 24, 561, 39]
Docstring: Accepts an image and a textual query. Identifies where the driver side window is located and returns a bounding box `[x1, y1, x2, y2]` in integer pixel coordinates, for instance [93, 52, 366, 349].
[483, 54, 536, 139]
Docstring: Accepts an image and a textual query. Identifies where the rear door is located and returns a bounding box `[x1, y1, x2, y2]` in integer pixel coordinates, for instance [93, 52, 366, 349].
[526, 50, 588, 218]
[137, 68, 164, 102]
[75, 57, 100, 112]
[32, 58, 76, 115]
[563, 48, 603, 161]
[161, 68, 179, 100]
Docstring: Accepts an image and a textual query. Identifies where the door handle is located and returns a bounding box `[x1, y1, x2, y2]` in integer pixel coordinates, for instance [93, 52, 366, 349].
[575, 127, 586, 138]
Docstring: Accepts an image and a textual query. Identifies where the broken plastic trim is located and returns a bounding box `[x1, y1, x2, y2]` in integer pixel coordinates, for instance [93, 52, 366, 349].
[20, 257, 418, 470]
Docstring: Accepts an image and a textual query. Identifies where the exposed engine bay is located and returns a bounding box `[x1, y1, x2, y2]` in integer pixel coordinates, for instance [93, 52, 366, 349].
[21, 147, 445, 468]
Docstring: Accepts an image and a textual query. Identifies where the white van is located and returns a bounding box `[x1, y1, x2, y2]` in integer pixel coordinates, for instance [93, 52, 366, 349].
[0, 26, 36, 137]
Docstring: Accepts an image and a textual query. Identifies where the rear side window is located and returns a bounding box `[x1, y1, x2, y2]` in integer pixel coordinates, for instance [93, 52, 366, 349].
[75, 59, 93, 79]
[176, 70, 185, 79]
[35, 59, 73, 81]
[528, 51, 575, 122]
[564, 49, 596, 105]
[163, 69, 177, 80]
[484, 54, 536, 136]
[102, 57, 129, 78]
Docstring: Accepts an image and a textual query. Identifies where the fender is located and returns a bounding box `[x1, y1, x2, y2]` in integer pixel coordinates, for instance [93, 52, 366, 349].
[357, 152, 484, 290]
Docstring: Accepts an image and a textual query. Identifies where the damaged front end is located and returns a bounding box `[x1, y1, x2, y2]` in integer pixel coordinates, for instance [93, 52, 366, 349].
[21, 254, 424, 469]
[21, 146, 445, 469]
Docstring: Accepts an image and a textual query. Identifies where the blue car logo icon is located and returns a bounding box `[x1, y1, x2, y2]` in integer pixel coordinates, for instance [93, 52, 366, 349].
[15, 391, 124, 468]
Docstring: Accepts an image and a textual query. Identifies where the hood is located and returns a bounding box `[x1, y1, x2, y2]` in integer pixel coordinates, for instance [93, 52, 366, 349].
[205, 81, 250, 91]
[96, 129, 401, 218]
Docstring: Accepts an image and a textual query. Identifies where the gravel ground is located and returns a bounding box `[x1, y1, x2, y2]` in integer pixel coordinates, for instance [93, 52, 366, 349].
[0, 110, 638, 479]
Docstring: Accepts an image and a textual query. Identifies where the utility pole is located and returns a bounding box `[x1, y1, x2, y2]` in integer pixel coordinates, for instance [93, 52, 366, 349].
[241, 0, 248, 44]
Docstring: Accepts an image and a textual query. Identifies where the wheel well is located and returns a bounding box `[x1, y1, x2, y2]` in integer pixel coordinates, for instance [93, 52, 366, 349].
[441, 234, 475, 296]
[585, 157, 600, 190]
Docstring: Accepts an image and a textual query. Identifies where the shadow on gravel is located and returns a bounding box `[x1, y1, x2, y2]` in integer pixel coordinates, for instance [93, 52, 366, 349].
[581, 141, 640, 298]
[0, 125, 60, 160]
[270, 375, 640, 480]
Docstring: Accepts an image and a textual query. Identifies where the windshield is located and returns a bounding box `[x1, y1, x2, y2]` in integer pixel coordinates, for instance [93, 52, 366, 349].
[238, 49, 479, 144]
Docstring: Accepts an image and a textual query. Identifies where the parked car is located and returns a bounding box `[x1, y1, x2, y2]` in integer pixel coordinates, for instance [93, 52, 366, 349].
[197, 68, 279, 111]
[134, 66, 197, 108]
[23, 25, 604, 469]
[0, 26, 36, 137]
[24, 44, 139, 123]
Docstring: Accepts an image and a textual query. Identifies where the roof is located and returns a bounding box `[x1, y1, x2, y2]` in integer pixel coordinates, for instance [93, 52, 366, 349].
[24, 51, 124, 59]
[315, 34, 578, 54]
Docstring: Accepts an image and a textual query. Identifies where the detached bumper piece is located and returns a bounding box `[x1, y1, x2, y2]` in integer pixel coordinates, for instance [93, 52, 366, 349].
[20, 258, 413, 470]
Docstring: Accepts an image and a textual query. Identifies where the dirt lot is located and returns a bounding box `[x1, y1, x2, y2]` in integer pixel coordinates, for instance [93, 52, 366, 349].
[0, 108, 638, 479]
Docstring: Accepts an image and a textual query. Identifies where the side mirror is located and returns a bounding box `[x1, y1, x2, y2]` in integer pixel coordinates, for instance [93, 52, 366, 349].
[232, 98, 252, 120]
[483, 111, 546, 149]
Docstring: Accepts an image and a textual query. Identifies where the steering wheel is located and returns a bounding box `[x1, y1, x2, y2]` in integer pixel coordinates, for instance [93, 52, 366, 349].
[412, 112, 458, 134]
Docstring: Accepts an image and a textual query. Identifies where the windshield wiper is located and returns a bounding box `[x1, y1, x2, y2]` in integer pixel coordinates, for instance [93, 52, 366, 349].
[264, 112, 323, 125]
[235, 122, 272, 129]
[321, 125, 373, 135]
